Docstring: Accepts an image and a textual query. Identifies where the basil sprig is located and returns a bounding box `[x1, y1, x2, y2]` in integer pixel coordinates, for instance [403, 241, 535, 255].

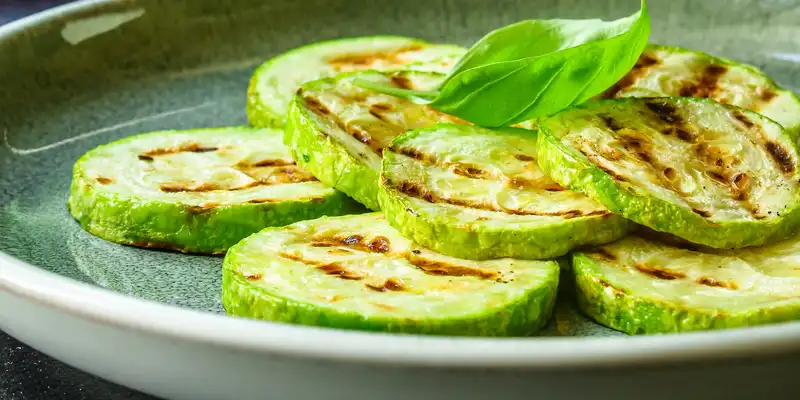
[358, 0, 650, 127]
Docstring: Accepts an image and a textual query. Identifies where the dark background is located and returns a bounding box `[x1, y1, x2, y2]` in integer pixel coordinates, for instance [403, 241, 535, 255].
[1, 5, 154, 400]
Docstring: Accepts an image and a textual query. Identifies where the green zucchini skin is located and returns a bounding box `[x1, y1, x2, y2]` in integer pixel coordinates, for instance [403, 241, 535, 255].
[377, 124, 634, 261]
[572, 234, 800, 335]
[537, 97, 800, 249]
[599, 43, 800, 141]
[222, 213, 560, 336]
[284, 70, 462, 211]
[247, 35, 465, 128]
[67, 126, 365, 254]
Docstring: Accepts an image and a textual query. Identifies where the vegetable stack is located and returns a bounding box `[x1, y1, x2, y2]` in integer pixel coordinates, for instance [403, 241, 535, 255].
[69, 0, 800, 336]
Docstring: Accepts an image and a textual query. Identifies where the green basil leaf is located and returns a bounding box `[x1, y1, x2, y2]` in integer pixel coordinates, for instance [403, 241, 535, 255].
[356, 0, 650, 128]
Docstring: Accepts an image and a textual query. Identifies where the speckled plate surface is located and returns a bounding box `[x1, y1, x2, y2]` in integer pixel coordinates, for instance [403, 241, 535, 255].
[1, 1, 799, 399]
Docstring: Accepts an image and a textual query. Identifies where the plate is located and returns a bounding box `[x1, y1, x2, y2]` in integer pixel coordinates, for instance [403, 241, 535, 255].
[1, 1, 799, 399]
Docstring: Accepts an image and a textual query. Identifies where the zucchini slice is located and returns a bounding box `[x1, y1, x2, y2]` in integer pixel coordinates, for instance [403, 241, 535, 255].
[598, 44, 800, 140]
[67, 126, 365, 254]
[285, 70, 467, 210]
[573, 231, 800, 334]
[377, 124, 634, 260]
[222, 212, 559, 336]
[247, 36, 466, 128]
[537, 97, 800, 249]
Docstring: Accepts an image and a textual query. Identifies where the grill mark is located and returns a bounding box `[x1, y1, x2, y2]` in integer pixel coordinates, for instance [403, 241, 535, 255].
[140, 143, 219, 159]
[692, 141, 765, 218]
[679, 64, 728, 98]
[597, 279, 626, 295]
[311, 234, 391, 254]
[95, 177, 113, 184]
[692, 208, 712, 218]
[697, 276, 738, 290]
[249, 159, 297, 167]
[453, 165, 491, 180]
[732, 172, 750, 201]
[765, 142, 795, 174]
[365, 277, 406, 292]
[408, 255, 499, 280]
[303, 95, 383, 155]
[514, 154, 535, 161]
[244, 273, 262, 281]
[159, 181, 262, 193]
[601, 52, 660, 98]
[326, 44, 425, 69]
[188, 202, 219, 214]
[663, 167, 677, 181]
[279, 252, 363, 280]
[390, 178, 607, 218]
[247, 198, 279, 204]
[390, 75, 414, 90]
[371, 302, 397, 311]
[645, 100, 683, 124]
[600, 114, 625, 131]
[589, 248, 617, 261]
[732, 111, 755, 129]
[392, 145, 566, 192]
[757, 87, 777, 103]
[239, 165, 319, 185]
[634, 263, 686, 280]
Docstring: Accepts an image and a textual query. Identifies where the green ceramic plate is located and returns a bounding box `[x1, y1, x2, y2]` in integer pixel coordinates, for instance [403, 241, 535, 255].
[1, 1, 799, 399]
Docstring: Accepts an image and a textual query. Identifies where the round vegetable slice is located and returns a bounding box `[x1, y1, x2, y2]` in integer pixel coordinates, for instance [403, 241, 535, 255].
[537, 97, 800, 249]
[247, 36, 466, 128]
[222, 212, 559, 336]
[377, 123, 634, 260]
[285, 70, 467, 210]
[597, 44, 800, 140]
[573, 231, 800, 335]
[67, 126, 365, 254]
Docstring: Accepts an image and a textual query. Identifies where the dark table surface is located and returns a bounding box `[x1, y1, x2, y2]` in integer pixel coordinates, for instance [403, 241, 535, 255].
[0, 5, 153, 400]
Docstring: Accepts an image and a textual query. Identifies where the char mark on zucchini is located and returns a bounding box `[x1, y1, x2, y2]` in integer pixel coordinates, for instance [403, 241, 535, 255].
[303, 95, 383, 154]
[764, 141, 795, 174]
[407, 255, 500, 280]
[601, 52, 660, 99]
[386, 177, 607, 218]
[279, 252, 364, 280]
[696, 276, 738, 290]
[325, 44, 425, 69]
[139, 143, 219, 160]
[678, 64, 728, 98]
[311, 234, 391, 254]
[365, 278, 406, 292]
[633, 263, 686, 280]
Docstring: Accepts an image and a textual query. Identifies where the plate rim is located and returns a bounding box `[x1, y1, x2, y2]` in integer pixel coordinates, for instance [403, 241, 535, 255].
[1, 0, 799, 370]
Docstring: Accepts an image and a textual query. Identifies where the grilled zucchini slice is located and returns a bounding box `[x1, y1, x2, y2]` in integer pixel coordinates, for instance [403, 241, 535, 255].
[377, 124, 633, 260]
[285, 70, 466, 210]
[222, 212, 559, 336]
[67, 126, 365, 254]
[537, 97, 800, 249]
[573, 231, 800, 335]
[598, 44, 800, 140]
[247, 36, 466, 128]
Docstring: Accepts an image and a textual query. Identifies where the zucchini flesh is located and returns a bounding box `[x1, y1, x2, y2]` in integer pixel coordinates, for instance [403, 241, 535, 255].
[222, 212, 560, 336]
[574, 231, 800, 334]
[537, 97, 800, 248]
[67, 126, 364, 254]
[378, 124, 634, 260]
[285, 70, 467, 210]
[247, 36, 466, 128]
[599, 44, 800, 140]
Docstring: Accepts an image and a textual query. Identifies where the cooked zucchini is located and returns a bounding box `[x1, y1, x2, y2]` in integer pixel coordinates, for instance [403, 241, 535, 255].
[247, 36, 466, 128]
[573, 231, 800, 334]
[67, 126, 365, 254]
[598, 44, 800, 140]
[222, 212, 559, 336]
[285, 70, 466, 210]
[537, 97, 800, 248]
[377, 124, 634, 260]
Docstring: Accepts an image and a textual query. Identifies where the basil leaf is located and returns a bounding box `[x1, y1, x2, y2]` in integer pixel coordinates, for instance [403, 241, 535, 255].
[357, 0, 650, 127]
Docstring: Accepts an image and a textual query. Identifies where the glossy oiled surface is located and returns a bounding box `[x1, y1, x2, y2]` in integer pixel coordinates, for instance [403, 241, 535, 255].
[1, 0, 799, 338]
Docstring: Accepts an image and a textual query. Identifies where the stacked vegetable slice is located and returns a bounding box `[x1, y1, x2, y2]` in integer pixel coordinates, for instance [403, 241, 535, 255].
[67, 127, 365, 254]
[222, 213, 559, 336]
